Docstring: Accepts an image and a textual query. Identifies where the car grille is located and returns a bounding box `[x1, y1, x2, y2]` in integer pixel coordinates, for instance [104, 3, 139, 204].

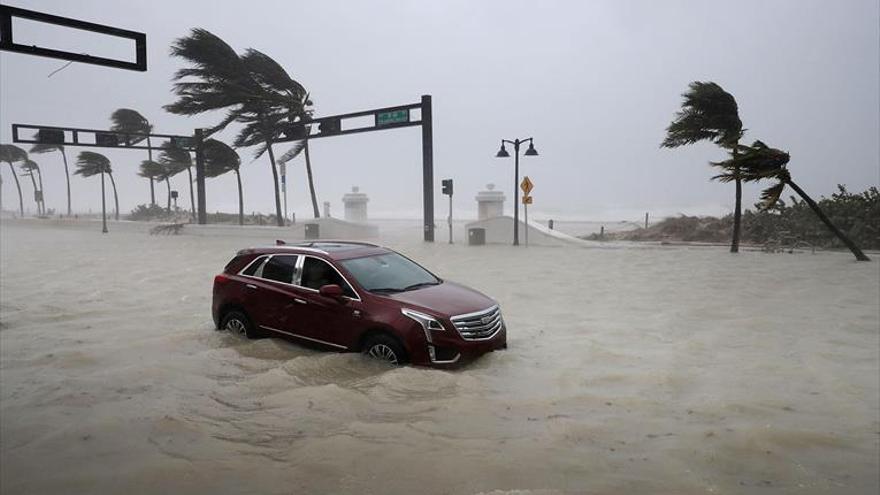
[451, 305, 503, 340]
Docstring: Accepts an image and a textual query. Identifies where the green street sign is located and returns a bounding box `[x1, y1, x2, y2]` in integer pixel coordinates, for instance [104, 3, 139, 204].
[376, 109, 409, 126]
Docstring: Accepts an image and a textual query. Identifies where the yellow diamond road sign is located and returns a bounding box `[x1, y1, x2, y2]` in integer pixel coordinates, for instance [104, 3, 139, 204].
[520, 176, 533, 195]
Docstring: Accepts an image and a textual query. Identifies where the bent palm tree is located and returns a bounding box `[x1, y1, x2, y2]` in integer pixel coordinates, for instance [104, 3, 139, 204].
[662, 81, 745, 252]
[202, 139, 244, 225]
[19, 160, 44, 215]
[30, 137, 72, 216]
[279, 133, 321, 219]
[110, 109, 155, 205]
[75, 151, 118, 231]
[0, 144, 27, 216]
[714, 141, 870, 261]
[139, 160, 171, 211]
[158, 143, 195, 219]
[166, 29, 310, 226]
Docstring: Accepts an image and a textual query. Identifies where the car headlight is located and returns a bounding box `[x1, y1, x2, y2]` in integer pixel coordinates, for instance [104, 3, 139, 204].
[401, 308, 446, 332]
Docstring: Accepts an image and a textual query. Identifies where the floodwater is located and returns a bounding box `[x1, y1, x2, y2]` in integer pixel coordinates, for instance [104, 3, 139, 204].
[1, 219, 878, 494]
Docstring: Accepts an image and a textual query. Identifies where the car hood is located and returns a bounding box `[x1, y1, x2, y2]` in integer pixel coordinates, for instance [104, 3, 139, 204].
[384, 281, 496, 318]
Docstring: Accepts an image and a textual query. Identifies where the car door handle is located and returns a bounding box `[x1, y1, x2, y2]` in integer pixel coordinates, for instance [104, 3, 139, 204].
[293, 298, 307, 305]
[245, 284, 258, 290]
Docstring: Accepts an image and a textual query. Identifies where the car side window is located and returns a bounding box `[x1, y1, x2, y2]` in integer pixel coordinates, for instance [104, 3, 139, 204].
[260, 255, 298, 284]
[241, 256, 267, 276]
[301, 257, 356, 298]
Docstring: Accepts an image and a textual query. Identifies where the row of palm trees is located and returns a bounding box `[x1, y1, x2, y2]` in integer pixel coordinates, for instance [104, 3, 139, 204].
[0, 136, 243, 229]
[662, 81, 870, 261]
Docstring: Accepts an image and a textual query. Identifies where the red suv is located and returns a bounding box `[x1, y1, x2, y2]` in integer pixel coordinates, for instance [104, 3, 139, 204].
[212, 241, 507, 367]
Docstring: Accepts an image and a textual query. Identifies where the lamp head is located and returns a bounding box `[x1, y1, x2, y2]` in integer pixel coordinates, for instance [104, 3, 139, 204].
[524, 142, 539, 156]
[495, 144, 510, 158]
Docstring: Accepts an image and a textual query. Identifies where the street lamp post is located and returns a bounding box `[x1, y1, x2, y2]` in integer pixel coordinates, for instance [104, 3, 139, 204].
[495, 137, 538, 246]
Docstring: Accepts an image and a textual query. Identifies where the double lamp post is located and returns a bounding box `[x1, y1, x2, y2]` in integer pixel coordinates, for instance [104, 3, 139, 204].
[495, 137, 538, 246]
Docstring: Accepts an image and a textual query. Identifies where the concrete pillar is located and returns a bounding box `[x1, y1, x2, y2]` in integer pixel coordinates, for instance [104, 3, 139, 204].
[476, 183, 505, 220]
[342, 186, 369, 223]
[323, 201, 332, 218]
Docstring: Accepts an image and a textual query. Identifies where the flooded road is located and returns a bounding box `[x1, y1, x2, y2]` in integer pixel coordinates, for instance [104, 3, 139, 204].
[1, 220, 878, 494]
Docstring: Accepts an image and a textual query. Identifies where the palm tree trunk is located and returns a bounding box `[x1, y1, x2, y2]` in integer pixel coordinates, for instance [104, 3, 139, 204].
[60, 148, 71, 216]
[147, 137, 156, 205]
[6, 162, 23, 216]
[304, 141, 320, 218]
[730, 143, 741, 253]
[186, 165, 195, 222]
[35, 167, 46, 216]
[165, 177, 172, 212]
[235, 169, 244, 226]
[100, 171, 108, 234]
[108, 172, 120, 221]
[265, 141, 284, 227]
[785, 180, 869, 261]
[26, 171, 38, 216]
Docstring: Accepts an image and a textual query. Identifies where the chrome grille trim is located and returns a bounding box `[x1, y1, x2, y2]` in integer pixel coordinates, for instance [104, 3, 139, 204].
[451, 305, 503, 341]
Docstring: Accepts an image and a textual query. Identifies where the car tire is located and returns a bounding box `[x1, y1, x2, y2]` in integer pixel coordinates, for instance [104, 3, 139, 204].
[363, 334, 407, 366]
[221, 311, 261, 339]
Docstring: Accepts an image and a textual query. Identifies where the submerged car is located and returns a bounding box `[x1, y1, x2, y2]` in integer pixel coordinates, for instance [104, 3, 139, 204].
[212, 241, 507, 367]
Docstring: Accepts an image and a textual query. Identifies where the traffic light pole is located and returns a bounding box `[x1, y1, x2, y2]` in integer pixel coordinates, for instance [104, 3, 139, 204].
[448, 193, 453, 244]
[194, 128, 207, 225]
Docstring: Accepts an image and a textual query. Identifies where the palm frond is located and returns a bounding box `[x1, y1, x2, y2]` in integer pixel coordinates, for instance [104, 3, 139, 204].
[202, 139, 241, 178]
[138, 160, 168, 180]
[662, 81, 743, 148]
[75, 151, 111, 176]
[0, 144, 28, 163]
[758, 181, 787, 210]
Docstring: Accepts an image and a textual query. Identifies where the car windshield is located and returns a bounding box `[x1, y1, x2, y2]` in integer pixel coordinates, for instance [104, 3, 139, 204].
[341, 253, 439, 292]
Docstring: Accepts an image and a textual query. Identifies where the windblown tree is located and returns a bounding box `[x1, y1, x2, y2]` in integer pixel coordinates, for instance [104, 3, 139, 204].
[278, 116, 321, 218]
[139, 160, 171, 211]
[714, 140, 870, 261]
[76, 151, 119, 231]
[0, 144, 27, 216]
[158, 143, 195, 219]
[110, 109, 156, 205]
[19, 160, 45, 215]
[30, 135, 72, 216]
[202, 139, 244, 225]
[662, 81, 745, 252]
[165, 28, 311, 226]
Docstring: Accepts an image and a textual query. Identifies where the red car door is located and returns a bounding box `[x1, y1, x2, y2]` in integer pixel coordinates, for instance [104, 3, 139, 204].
[294, 256, 366, 349]
[244, 254, 306, 335]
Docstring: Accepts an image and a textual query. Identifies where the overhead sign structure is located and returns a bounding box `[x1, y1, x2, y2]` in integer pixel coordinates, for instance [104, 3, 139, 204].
[0, 5, 147, 71]
[12, 124, 195, 152]
[274, 96, 435, 242]
[520, 176, 534, 195]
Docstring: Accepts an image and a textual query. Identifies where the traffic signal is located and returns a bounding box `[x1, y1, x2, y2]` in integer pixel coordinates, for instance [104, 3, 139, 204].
[318, 118, 341, 136]
[36, 128, 64, 144]
[442, 179, 453, 196]
[95, 132, 119, 147]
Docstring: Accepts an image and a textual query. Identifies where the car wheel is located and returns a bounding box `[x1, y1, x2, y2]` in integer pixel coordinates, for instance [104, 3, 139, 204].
[363, 334, 406, 366]
[221, 311, 260, 339]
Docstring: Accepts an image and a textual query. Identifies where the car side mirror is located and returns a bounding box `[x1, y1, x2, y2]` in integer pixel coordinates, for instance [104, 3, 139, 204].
[319, 284, 344, 300]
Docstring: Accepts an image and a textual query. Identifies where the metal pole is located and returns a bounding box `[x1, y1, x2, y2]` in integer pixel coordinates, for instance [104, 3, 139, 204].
[421, 95, 434, 242]
[280, 162, 288, 226]
[100, 171, 108, 233]
[448, 193, 453, 244]
[524, 200, 528, 246]
[195, 128, 207, 225]
[513, 140, 520, 246]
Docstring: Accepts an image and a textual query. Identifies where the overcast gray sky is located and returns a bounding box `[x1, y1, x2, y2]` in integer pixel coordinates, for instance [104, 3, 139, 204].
[1, 0, 878, 221]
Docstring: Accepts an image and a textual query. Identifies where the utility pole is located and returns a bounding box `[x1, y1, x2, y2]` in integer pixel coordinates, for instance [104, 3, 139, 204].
[442, 179, 453, 244]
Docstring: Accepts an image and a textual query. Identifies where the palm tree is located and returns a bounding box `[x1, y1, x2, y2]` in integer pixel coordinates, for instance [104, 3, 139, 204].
[165, 29, 310, 226]
[662, 81, 745, 252]
[75, 151, 118, 231]
[202, 139, 244, 225]
[30, 139, 72, 216]
[19, 160, 44, 215]
[714, 140, 870, 261]
[158, 143, 195, 219]
[279, 122, 320, 218]
[0, 144, 27, 216]
[139, 160, 171, 211]
[110, 109, 155, 205]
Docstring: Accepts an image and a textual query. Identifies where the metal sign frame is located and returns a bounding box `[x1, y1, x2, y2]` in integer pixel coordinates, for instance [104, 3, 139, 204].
[11, 123, 193, 151]
[0, 4, 147, 71]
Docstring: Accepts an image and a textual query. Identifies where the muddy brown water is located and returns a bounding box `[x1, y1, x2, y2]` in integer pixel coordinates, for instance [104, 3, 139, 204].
[1, 220, 878, 494]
